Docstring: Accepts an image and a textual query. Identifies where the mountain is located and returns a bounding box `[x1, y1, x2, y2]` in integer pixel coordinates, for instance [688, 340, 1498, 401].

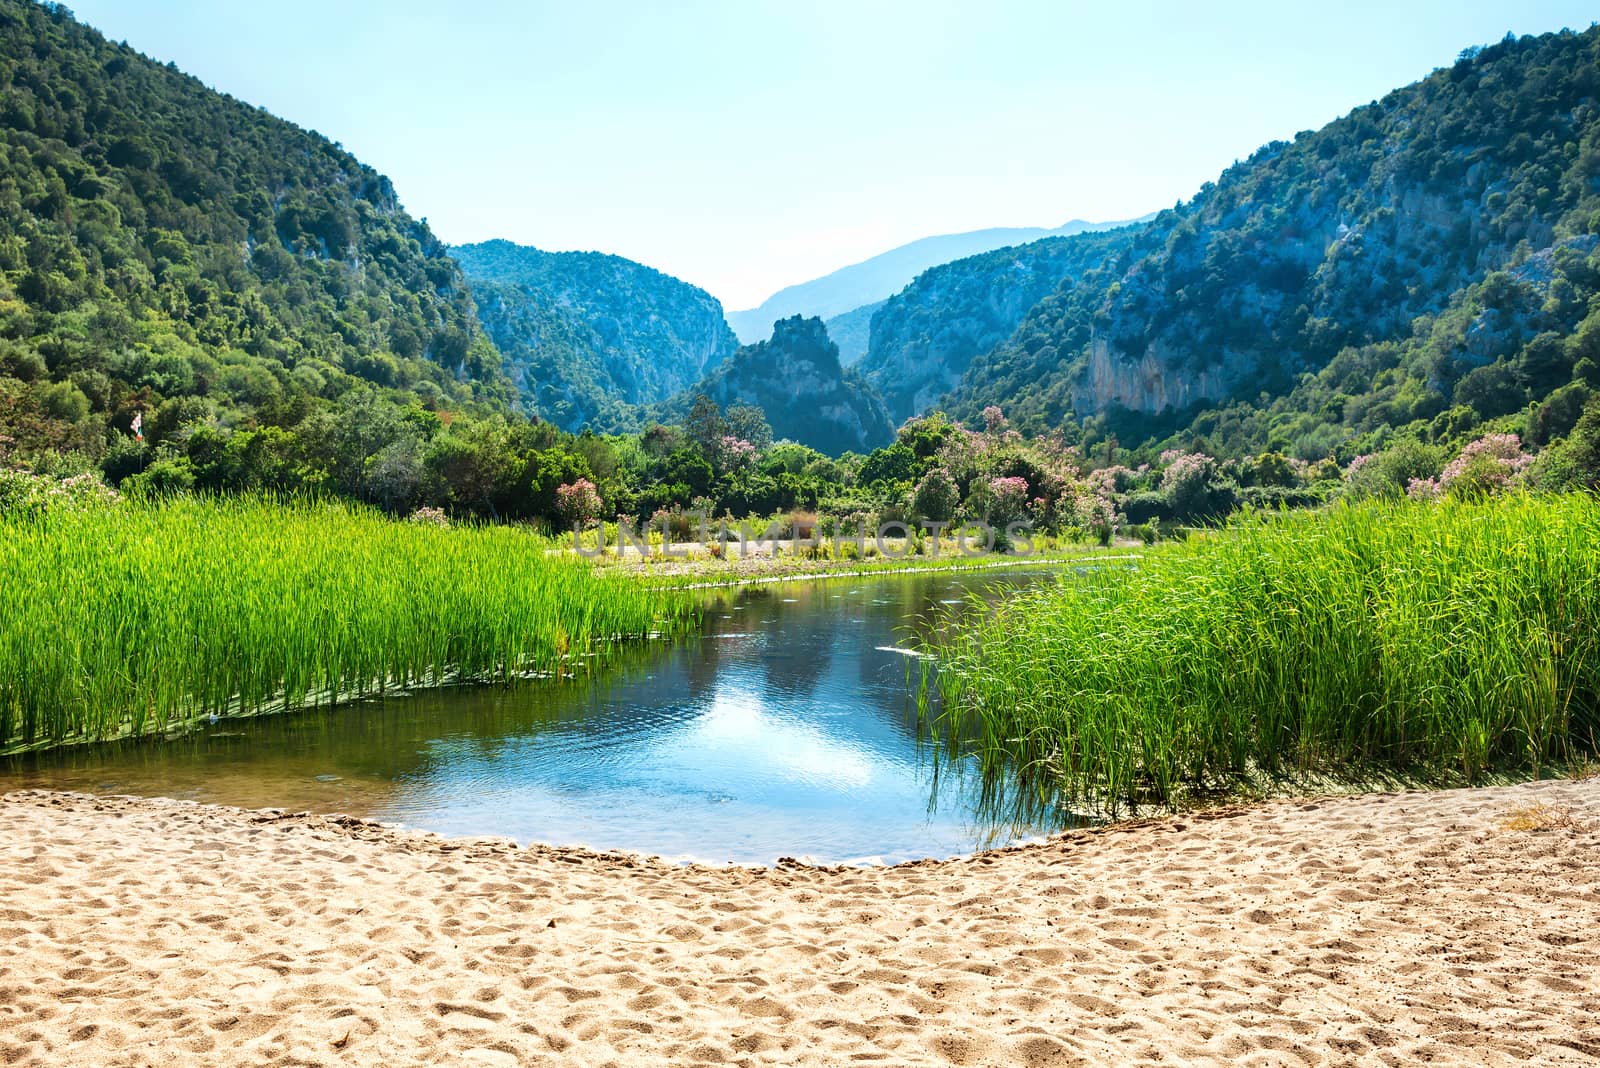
[663, 316, 894, 455]
[856, 226, 1145, 423]
[727, 220, 1137, 343]
[822, 300, 883, 366]
[938, 27, 1600, 462]
[454, 240, 737, 432]
[0, 0, 510, 466]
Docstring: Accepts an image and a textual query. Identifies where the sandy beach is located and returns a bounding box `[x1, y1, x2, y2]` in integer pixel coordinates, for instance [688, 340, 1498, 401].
[1, 780, 1596, 1067]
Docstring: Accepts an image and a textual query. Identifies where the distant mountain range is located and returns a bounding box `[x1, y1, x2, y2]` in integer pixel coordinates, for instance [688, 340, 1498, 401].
[728, 219, 1148, 356]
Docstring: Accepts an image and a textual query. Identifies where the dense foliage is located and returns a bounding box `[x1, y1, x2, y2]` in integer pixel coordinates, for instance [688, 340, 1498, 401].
[456, 239, 737, 432]
[5, 4, 1600, 543]
[0, 0, 510, 476]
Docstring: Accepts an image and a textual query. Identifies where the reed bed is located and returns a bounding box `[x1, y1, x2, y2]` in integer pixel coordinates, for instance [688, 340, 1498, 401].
[925, 494, 1600, 813]
[0, 496, 690, 751]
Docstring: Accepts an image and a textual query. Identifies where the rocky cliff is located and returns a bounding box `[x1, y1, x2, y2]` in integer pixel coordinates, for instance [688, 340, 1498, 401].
[666, 316, 895, 455]
[943, 26, 1600, 452]
[857, 227, 1141, 423]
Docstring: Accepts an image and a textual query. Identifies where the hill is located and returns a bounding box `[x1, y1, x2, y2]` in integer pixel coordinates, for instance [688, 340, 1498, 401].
[662, 316, 894, 456]
[0, 0, 510, 468]
[454, 240, 737, 432]
[726, 219, 1135, 343]
[856, 226, 1145, 423]
[942, 28, 1600, 462]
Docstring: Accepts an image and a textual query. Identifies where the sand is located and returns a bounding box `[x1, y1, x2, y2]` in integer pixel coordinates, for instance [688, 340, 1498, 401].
[1, 780, 1596, 1067]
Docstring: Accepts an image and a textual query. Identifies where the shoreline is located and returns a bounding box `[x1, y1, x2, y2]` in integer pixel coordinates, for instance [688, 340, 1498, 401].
[644, 550, 1138, 593]
[3, 779, 1595, 1066]
[0, 552, 1100, 760]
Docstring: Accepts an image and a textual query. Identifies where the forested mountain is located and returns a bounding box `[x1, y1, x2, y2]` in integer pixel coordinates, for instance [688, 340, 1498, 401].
[454, 240, 737, 432]
[662, 316, 894, 455]
[727, 219, 1134, 344]
[0, 0, 510, 468]
[941, 27, 1600, 461]
[857, 226, 1144, 423]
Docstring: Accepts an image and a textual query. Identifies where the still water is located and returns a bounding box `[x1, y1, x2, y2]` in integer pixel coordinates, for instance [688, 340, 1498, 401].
[3, 568, 1070, 864]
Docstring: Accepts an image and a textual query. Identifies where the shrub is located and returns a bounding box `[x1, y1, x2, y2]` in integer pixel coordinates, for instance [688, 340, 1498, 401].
[1159, 452, 1223, 521]
[407, 506, 450, 528]
[0, 469, 119, 518]
[988, 476, 1031, 527]
[122, 457, 196, 498]
[910, 467, 960, 523]
[1411, 433, 1535, 500]
[555, 478, 603, 527]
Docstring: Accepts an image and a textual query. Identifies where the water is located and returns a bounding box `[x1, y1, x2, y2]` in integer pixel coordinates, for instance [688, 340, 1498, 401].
[2, 568, 1072, 864]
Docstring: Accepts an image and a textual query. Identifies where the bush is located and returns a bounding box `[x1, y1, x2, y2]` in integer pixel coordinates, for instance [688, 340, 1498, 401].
[1535, 395, 1600, 491]
[555, 478, 603, 527]
[910, 467, 959, 523]
[0, 469, 119, 517]
[1343, 440, 1443, 499]
[122, 457, 196, 498]
[1123, 490, 1169, 525]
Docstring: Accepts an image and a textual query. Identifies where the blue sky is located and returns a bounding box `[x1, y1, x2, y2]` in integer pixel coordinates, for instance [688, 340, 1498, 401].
[66, 1, 1599, 310]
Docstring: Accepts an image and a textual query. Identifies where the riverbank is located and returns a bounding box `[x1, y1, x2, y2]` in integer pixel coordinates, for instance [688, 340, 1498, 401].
[2, 778, 1595, 1067]
[588, 538, 1139, 585]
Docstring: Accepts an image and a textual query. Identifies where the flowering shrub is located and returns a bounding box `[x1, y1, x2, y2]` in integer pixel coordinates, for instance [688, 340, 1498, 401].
[406, 506, 450, 528]
[1159, 452, 1219, 519]
[1405, 477, 1440, 501]
[716, 435, 757, 471]
[988, 475, 1031, 526]
[1085, 465, 1138, 497]
[982, 406, 1007, 434]
[1409, 433, 1534, 500]
[650, 507, 697, 541]
[1060, 488, 1120, 534]
[555, 478, 603, 526]
[0, 469, 120, 518]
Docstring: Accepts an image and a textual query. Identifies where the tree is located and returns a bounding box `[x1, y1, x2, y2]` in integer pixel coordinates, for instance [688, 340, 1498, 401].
[725, 403, 772, 451]
[858, 442, 918, 487]
[684, 394, 726, 457]
[910, 467, 959, 523]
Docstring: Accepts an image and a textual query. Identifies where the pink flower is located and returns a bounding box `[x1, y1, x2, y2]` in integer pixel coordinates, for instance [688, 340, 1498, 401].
[555, 479, 603, 525]
[1437, 433, 1533, 496]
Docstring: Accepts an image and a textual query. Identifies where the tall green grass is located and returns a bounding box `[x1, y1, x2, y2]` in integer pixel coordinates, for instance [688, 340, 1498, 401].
[925, 495, 1600, 813]
[0, 496, 690, 751]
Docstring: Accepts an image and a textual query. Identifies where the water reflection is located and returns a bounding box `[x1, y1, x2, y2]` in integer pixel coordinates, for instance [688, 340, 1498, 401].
[2, 568, 1075, 864]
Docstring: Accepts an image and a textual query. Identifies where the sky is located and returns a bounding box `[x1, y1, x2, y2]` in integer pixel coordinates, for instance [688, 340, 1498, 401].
[66, 1, 1600, 311]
